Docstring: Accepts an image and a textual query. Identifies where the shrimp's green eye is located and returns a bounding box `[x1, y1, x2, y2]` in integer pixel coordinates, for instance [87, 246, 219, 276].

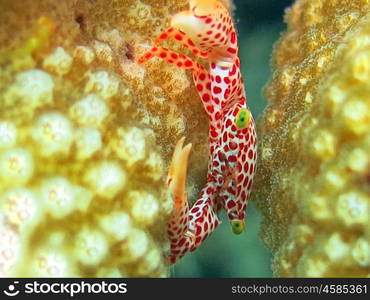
[235, 108, 251, 129]
[231, 219, 245, 234]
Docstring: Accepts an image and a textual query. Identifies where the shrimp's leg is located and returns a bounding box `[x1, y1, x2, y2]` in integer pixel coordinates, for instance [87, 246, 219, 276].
[154, 27, 208, 59]
[138, 46, 201, 71]
[138, 47, 217, 121]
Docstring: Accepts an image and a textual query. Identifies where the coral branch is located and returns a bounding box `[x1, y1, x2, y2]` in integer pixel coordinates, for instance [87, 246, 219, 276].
[253, 0, 370, 277]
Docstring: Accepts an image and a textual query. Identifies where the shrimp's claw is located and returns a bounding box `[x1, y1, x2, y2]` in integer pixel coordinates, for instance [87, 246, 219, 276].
[167, 137, 192, 210]
[167, 137, 185, 187]
[166, 138, 192, 248]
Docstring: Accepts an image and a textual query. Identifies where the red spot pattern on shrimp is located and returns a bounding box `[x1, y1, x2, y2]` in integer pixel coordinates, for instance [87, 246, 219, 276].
[231, 32, 236, 44]
[202, 93, 211, 102]
[137, 0, 257, 265]
[213, 86, 222, 94]
[185, 60, 193, 67]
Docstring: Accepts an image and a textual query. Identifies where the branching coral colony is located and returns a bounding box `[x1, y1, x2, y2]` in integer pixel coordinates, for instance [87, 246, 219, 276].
[253, 0, 370, 277]
[0, 14, 168, 277]
[1, 0, 221, 277]
[139, 0, 257, 263]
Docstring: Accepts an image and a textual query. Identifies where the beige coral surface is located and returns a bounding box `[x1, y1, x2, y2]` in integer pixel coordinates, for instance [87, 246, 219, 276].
[0, 0, 236, 277]
[253, 0, 370, 277]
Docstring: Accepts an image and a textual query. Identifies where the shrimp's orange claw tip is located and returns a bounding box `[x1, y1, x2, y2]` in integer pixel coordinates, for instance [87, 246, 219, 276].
[167, 138, 192, 204]
[231, 219, 245, 235]
[167, 137, 186, 184]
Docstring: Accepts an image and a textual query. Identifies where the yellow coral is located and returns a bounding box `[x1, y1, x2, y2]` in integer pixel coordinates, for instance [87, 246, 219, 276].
[254, 0, 370, 277]
[0, 0, 232, 277]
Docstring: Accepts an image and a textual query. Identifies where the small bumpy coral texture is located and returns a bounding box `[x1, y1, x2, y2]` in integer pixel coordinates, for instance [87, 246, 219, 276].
[253, 0, 370, 277]
[0, 0, 233, 277]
